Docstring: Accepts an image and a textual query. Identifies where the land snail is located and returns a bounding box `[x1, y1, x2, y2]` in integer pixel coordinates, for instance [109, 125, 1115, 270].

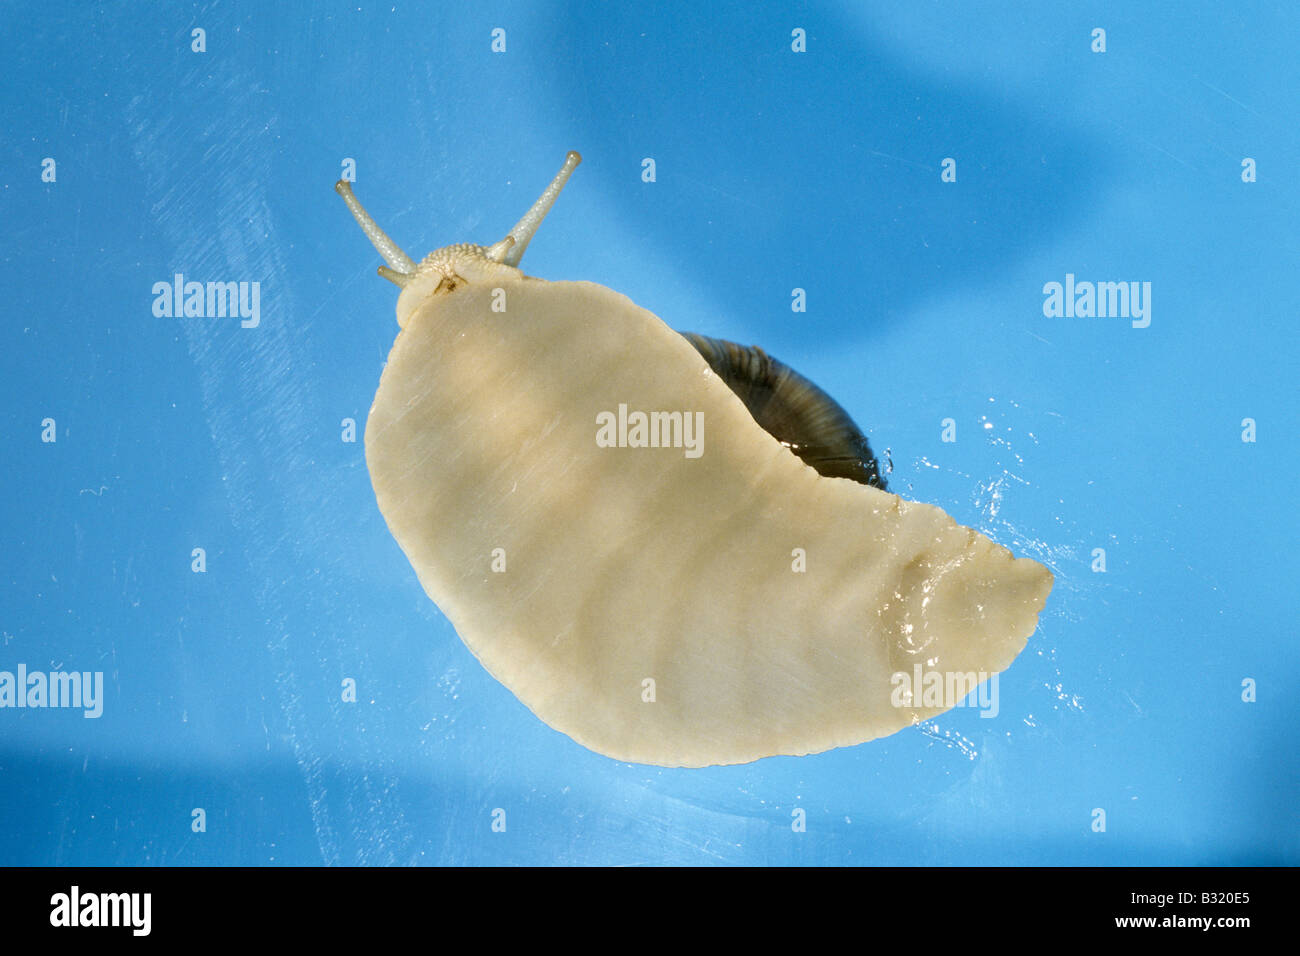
[336, 151, 1052, 768]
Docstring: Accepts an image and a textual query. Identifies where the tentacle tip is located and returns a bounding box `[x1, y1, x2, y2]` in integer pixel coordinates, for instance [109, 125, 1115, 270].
[377, 265, 411, 287]
[334, 179, 352, 196]
[565, 150, 582, 166]
[485, 235, 517, 263]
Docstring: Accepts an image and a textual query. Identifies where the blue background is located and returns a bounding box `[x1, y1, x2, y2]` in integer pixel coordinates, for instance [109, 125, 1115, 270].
[2, 1, 1295, 865]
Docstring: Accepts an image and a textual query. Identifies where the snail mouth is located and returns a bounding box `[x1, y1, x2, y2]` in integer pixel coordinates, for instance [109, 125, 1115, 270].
[433, 272, 467, 295]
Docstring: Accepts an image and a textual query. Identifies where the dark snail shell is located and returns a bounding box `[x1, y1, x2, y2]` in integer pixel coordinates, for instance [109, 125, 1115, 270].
[680, 332, 888, 490]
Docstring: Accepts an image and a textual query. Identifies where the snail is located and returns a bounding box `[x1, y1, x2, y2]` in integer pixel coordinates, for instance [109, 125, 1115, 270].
[336, 151, 1053, 768]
